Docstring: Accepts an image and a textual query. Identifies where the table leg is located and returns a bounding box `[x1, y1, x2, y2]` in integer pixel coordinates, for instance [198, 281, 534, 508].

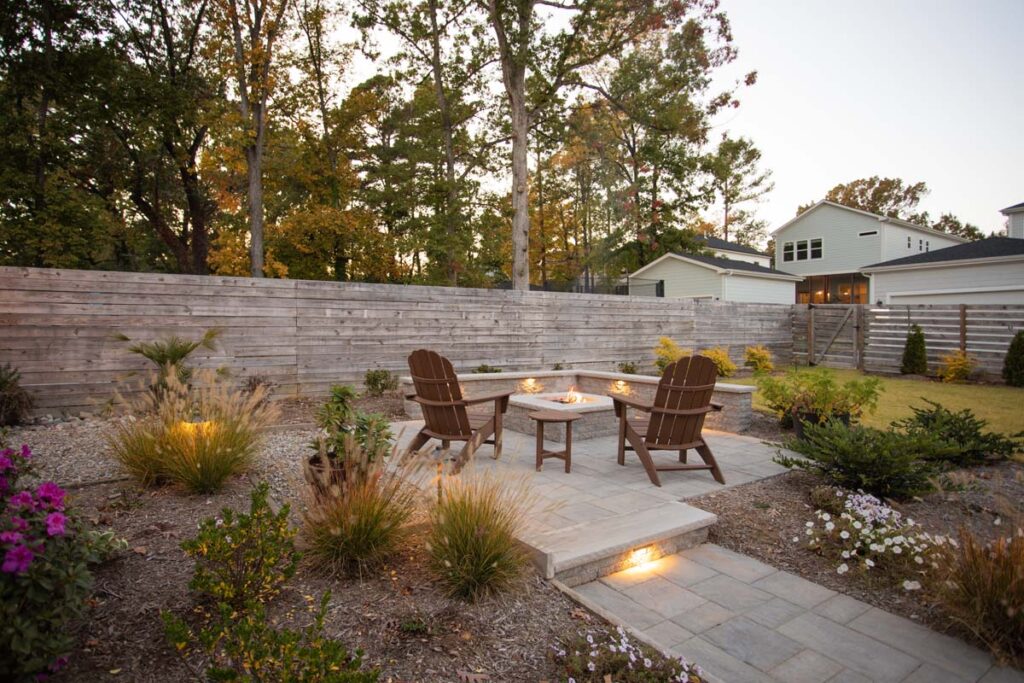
[564, 421, 572, 473]
[535, 421, 544, 471]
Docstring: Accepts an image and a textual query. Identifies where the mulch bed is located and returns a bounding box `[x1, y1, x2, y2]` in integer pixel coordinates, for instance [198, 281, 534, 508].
[273, 393, 408, 426]
[690, 459, 1023, 638]
[7, 416, 620, 683]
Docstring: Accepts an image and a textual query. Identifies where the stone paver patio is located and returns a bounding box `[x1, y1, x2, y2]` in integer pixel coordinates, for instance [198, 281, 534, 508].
[568, 543, 1024, 683]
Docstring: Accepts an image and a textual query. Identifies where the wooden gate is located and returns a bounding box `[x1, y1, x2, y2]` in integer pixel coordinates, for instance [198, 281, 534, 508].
[792, 304, 864, 368]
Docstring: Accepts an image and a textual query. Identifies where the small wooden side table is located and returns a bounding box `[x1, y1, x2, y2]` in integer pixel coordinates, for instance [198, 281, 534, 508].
[529, 410, 582, 473]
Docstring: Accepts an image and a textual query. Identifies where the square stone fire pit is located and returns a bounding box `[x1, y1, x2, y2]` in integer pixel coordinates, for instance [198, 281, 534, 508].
[400, 368, 756, 443]
[505, 389, 616, 442]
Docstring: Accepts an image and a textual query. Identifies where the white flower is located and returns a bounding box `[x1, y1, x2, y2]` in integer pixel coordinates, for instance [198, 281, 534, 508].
[914, 556, 924, 564]
[837, 563, 849, 575]
[840, 530, 850, 540]
[825, 522, 835, 532]
[892, 545, 902, 555]
[806, 521, 814, 527]
[852, 521, 862, 529]
[994, 517, 1002, 526]
[644, 658, 652, 668]
[792, 536, 800, 543]
[903, 580, 921, 591]
[806, 528, 814, 536]
[822, 513, 831, 521]
[587, 661, 595, 672]
[841, 550, 850, 559]
[865, 558, 875, 568]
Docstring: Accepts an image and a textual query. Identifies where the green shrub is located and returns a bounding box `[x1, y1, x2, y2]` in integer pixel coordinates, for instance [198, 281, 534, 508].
[117, 328, 221, 394]
[363, 369, 398, 396]
[1, 444, 127, 679]
[0, 364, 32, 427]
[934, 527, 1024, 666]
[617, 361, 638, 374]
[163, 593, 378, 682]
[900, 324, 928, 375]
[1003, 330, 1024, 387]
[317, 385, 359, 432]
[427, 476, 530, 601]
[303, 468, 416, 577]
[107, 372, 275, 493]
[743, 345, 774, 373]
[700, 347, 736, 378]
[552, 363, 564, 371]
[894, 400, 1022, 466]
[182, 483, 299, 608]
[553, 627, 705, 682]
[757, 368, 882, 425]
[774, 420, 951, 499]
[315, 385, 393, 467]
[653, 337, 691, 372]
[938, 349, 976, 383]
[472, 364, 502, 374]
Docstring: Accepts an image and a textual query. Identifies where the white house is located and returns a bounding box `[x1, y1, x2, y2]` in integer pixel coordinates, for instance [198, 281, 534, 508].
[771, 201, 966, 303]
[860, 201, 1024, 304]
[629, 251, 801, 304]
[695, 235, 772, 267]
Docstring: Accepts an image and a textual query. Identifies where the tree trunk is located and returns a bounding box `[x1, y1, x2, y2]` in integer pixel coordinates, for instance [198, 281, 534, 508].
[428, 0, 460, 286]
[246, 142, 264, 277]
[179, 162, 209, 275]
[510, 85, 529, 290]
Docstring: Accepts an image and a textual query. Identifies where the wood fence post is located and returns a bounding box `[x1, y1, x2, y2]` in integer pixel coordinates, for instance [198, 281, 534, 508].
[959, 304, 967, 353]
[854, 305, 865, 371]
[807, 304, 815, 366]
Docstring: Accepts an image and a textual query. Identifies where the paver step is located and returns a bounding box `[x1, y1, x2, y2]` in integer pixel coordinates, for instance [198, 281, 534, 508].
[525, 502, 716, 586]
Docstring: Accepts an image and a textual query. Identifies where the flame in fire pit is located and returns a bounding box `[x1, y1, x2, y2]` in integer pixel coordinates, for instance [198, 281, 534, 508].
[560, 386, 584, 404]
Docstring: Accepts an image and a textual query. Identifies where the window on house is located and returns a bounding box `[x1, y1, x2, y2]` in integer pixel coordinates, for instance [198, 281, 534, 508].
[810, 238, 823, 259]
[858, 230, 878, 237]
[796, 240, 809, 260]
[919, 239, 923, 251]
[907, 236, 912, 248]
[782, 242, 794, 262]
[925, 241, 929, 252]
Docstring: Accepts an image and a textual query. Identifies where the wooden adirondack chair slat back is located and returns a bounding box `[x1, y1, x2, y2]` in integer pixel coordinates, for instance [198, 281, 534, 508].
[408, 349, 473, 438]
[646, 356, 717, 447]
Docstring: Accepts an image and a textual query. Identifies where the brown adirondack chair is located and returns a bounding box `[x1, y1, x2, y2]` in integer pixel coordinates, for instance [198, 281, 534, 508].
[404, 349, 511, 471]
[609, 356, 725, 487]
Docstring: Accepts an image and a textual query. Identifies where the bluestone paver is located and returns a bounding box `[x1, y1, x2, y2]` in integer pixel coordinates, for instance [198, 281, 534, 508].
[652, 553, 719, 587]
[752, 570, 836, 608]
[673, 636, 770, 683]
[744, 596, 806, 629]
[703, 616, 804, 670]
[573, 580, 662, 629]
[769, 649, 844, 683]
[684, 544, 778, 583]
[812, 594, 872, 625]
[670, 601, 736, 634]
[622, 576, 706, 618]
[688, 573, 774, 612]
[642, 619, 694, 651]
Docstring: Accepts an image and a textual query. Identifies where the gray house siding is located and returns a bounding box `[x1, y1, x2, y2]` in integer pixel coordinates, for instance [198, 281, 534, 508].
[774, 203, 881, 275]
[870, 260, 1024, 304]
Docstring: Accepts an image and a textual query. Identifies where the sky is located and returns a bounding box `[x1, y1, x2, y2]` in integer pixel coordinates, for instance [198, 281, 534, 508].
[713, 0, 1024, 235]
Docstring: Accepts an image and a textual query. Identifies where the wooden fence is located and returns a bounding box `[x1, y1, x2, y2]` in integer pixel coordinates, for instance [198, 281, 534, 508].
[792, 303, 1024, 379]
[0, 267, 795, 415]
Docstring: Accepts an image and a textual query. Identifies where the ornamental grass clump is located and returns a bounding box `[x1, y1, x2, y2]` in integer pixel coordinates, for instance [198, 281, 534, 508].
[107, 370, 276, 493]
[933, 525, 1024, 666]
[0, 363, 32, 427]
[182, 482, 299, 608]
[553, 626, 704, 682]
[427, 475, 531, 601]
[302, 437, 418, 577]
[801, 488, 942, 590]
[1, 444, 126, 680]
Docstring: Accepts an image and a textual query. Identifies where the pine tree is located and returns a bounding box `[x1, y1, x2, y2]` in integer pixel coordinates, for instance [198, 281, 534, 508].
[901, 324, 927, 375]
[1003, 330, 1024, 387]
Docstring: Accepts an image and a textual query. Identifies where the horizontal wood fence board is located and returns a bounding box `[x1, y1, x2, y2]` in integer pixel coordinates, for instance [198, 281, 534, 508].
[0, 266, 794, 415]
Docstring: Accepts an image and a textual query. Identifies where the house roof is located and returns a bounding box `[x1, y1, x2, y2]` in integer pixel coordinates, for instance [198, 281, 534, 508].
[1001, 201, 1024, 215]
[695, 235, 766, 257]
[631, 252, 802, 281]
[862, 237, 1024, 271]
[771, 200, 969, 243]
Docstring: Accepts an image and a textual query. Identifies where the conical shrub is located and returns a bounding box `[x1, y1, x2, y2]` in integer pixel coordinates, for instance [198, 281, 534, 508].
[1003, 330, 1024, 387]
[901, 324, 927, 375]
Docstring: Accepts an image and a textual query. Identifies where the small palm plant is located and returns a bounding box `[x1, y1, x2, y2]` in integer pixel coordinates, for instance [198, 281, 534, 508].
[116, 328, 221, 393]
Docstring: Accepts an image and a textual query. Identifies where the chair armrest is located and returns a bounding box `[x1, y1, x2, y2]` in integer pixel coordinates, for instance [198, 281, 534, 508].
[710, 401, 723, 412]
[609, 392, 652, 417]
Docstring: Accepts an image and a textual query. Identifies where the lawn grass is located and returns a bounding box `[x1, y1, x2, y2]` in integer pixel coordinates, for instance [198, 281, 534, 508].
[732, 367, 1024, 434]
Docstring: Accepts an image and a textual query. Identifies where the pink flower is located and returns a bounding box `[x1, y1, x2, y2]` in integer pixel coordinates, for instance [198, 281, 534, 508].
[0, 455, 11, 472]
[36, 482, 65, 510]
[2, 544, 34, 574]
[10, 517, 28, 532]
[20, 444, 31, 459]
[0, 531, 23, 545]
[8, 491, 35, 511]
[45, 512, 66, 537]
